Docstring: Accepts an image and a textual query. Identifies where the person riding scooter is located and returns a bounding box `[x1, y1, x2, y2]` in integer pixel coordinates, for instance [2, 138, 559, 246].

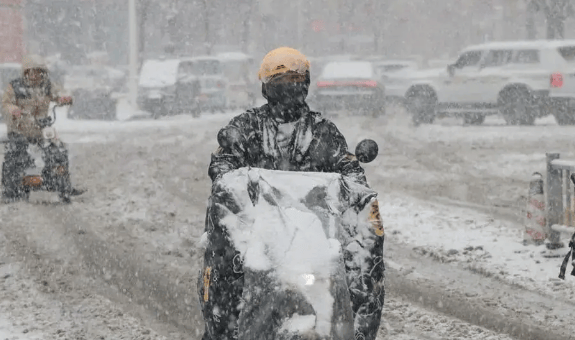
[1, 54, 84, 203]
[199, 47, 385, 340]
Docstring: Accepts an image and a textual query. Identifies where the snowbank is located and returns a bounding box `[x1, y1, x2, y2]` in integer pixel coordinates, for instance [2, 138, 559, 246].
[380, 193, 575, 298]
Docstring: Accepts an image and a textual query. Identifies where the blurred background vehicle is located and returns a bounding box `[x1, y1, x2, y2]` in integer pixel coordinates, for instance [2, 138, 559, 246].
[216, 52, 257, 110]
[189, 56, 227, 113]
[404, 40, 575, 126]
[137, 58, 201, 119]
[309, 60, 385, 117]
[373, 59, 419, 103]
[308, 54, 359, 86]
[65, 64, 125, 120]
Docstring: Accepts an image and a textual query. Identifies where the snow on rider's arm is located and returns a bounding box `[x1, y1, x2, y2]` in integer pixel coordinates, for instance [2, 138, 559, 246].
[342, 192, 385, 340]
[318, 120, 368, 186]
[208, 112, 254, 182]
[49, 82, 70, 102]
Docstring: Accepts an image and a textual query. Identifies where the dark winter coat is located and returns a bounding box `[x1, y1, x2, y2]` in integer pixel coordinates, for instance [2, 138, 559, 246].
[199, 103, 384, 340]
[207, 103, 367, 185]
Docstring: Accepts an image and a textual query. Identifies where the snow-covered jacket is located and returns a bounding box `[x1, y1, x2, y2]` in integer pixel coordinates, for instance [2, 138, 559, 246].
[207, 103, 368, 185]
[199, 105, 384, 340]
[2, 55, 66, 139]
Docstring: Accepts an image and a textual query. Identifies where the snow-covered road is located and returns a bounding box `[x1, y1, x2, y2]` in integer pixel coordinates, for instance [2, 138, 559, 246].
[1, 105, 574, 339]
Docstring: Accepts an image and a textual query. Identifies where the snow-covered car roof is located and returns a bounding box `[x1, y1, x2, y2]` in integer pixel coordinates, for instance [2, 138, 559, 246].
[187, 56, 221, 62]
[138, 59, 181, 88]
[320, 61, 374, 79]
[374, 60, 418, 67]
[463, 39, 575, 52]
[0, 63, 21, 70]
[216, 52, 253, 61]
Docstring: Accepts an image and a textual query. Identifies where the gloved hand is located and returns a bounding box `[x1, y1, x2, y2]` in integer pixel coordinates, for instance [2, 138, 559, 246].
[58, 96, 73, 105]
[9, 107, 21, 119]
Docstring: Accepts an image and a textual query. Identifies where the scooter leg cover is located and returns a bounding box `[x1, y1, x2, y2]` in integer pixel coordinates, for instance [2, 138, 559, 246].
[198, 168, 384, 340]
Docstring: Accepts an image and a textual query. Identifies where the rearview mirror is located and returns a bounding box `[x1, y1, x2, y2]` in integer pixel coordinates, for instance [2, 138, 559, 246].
[355, 139, 379, 163]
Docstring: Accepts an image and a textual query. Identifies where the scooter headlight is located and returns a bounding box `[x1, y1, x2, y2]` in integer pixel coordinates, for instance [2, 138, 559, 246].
[42, 127, 56, 140]
[302, 274, 315, 286]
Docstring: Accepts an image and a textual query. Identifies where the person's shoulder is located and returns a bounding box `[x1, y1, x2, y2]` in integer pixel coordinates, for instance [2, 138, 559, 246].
[308, 109, 341, 130]
[8, 78, 22, 88]
[228, 104, 268, 125]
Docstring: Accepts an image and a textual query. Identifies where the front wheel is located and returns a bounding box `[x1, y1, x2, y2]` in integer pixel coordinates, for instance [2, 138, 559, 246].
[499, 89, 536, 126]
[407, 90, 436, 125]
[553, 102, 575, 125]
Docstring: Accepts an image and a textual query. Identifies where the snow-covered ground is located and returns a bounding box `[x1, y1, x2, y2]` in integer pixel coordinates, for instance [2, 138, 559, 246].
[381, 193, 575, 298]
[1, 104, 575, 339]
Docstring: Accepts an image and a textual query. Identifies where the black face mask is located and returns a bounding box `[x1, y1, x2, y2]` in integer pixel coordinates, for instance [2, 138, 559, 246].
[262, 71, 310, 107]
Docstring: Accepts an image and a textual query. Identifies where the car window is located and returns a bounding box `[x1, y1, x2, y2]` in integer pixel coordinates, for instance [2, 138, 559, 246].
[178, 62, 194, 78]
[453, 51, 483, 69]
[192, 60, 222, 76]
[558, 46, 575, 62]
[512, 49, 540, 64]
[482, 50, 513, 68]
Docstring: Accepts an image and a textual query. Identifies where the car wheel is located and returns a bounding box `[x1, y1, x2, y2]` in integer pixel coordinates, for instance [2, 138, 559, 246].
[553, 102, 575, 125]
[407, 88, 436, 125]
[150, 104, 165, 120]
[499, 88, 536, 126]
[104, 101, 117, 121]
[463, 112, 486, 125]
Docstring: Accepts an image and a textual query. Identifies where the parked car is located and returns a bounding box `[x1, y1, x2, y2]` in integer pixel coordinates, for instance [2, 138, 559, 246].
[0, 63, 21, 122]
[189, 56, 227, 113]
[65, 65, 125, 120]
[216, 52, 257, 110]
[309, 61, 385, 116]
[404, 40, 575, 125]
[137, 58, 201, 119]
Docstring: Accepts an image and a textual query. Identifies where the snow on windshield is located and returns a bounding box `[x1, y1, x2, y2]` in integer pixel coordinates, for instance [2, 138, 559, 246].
[320, 61, 374, 79]
[138, 59, 180, 88]
[215, 168, 365, 337]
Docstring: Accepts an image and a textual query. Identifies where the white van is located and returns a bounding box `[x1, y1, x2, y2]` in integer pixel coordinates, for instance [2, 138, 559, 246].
[216, 52, 257, 110]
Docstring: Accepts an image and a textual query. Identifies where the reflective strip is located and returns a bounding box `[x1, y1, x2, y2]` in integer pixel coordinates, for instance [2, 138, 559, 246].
[203, 267, 212, 302]
[369, 200, 384, 237]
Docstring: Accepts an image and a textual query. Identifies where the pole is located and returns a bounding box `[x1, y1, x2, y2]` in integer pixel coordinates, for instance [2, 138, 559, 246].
[128, 0, 138, 115]
[297, 0, 302, 48]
